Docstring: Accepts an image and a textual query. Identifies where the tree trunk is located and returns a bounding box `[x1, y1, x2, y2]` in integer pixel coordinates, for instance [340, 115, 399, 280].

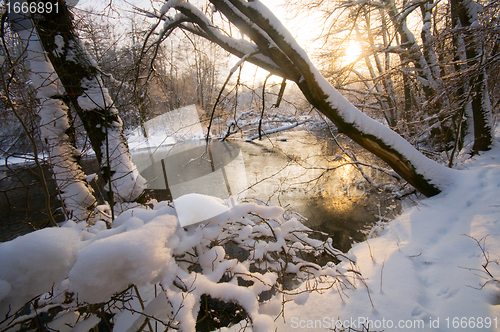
[8, 6, 97, 222]
[450, 0, 493, 154]
[29, 0, 146, 201]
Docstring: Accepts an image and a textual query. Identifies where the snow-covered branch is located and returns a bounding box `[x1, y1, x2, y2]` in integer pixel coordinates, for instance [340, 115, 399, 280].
[245, 121, 308, 142]
[156, 1, 288, 78]
[0, 198, 357, 331]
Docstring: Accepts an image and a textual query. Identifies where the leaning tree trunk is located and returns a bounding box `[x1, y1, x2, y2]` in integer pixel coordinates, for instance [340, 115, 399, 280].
[155, 0, 453, 197]
[8, 7, 97, 222]
[451, 0, 493, 154]
[29, 0, 146, 202]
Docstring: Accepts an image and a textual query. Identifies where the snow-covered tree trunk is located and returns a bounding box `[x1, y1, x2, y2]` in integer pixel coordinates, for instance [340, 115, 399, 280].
[450, 0, 493, 154]
[420, 0, 442, 81]
[451, 21, 473, 155]
[358, 13, 398, 129]
[8, 10, 97, 222]
[30, 0, 146, 201]
[419, 0, 455, 146]
[383, 0, 436, 99]
[157, 0, 453, 197]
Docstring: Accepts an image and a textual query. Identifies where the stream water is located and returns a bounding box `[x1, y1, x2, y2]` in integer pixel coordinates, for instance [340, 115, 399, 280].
[131, 130, 401, 252]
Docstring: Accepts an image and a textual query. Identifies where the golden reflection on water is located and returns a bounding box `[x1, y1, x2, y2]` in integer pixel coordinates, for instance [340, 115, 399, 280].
[335, 162, 355, 182]
[218, 130, 399, 251]
[131, 130, 399, 251]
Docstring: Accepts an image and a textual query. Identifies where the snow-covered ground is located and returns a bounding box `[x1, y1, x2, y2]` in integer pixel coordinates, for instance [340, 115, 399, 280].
[1, 120, 500, 331]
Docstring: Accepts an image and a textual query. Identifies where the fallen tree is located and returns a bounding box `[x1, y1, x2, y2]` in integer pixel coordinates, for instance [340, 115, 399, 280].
[141, 0, 482, 197]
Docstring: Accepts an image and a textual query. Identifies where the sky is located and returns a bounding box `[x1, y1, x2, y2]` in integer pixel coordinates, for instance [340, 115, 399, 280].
[73, 0, 324, 83]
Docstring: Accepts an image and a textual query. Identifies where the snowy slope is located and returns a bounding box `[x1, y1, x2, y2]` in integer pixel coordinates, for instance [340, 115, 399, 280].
[265, 137, 500, 331]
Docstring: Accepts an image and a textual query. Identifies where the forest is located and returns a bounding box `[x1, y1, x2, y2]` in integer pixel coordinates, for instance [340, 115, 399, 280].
[0, 0, 499, 331]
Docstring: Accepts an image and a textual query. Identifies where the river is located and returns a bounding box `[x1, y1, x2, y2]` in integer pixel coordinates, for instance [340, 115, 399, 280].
[131, 130, 401, 252]
[0, 130, 400, 250]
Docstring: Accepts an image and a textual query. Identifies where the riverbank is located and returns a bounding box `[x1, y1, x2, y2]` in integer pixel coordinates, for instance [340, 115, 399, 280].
[257, 132, 500, 331]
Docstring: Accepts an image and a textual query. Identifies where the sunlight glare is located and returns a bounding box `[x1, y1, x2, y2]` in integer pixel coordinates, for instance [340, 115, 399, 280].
[344, 42, 362, 63]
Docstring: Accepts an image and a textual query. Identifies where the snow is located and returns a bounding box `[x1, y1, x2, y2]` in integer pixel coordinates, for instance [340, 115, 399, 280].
[1, 130, 500, 330]
[68, 213, 177, 303]
[77, 77, 115, 111]
[245, 120, 308, 142]
[160, 0, 185, 16]
[108, 145, 147, 201]
[173, 193, 229, 227]
[293, 291, 309, 305]
[268, 139, 500, 331]
[0, 226, 82, 314]
[53, 34, 65, 56]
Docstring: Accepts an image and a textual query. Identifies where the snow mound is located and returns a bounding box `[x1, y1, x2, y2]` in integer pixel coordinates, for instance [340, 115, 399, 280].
[68, 214, 178, 303]
[0, 227, 82, 312]
[174, 193, 230, 227]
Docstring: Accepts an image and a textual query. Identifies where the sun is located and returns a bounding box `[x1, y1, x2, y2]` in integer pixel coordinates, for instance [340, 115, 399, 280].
[344, 42, 362, 63]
